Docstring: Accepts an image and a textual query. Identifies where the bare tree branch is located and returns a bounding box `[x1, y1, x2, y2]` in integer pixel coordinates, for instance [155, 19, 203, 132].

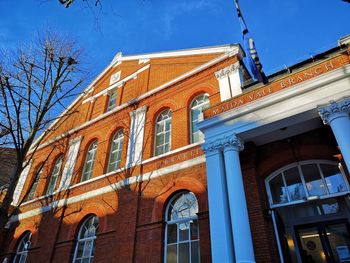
[0, 32, 86, 249]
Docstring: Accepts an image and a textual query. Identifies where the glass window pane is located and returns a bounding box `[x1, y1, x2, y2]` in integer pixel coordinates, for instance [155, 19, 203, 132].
[165, 120, 171, 131]
[76, 242, 84, 258]
[83, 240, 93, 257]
[179, 222, 190, 241]
[284, 167, 306, 201]
[269, 174, 288, 204]
[165, 132, 170, 144]
[320, 164, 348, 194]
[325, 223, 350, 263]
[191, 241, 200, 263]
[156, 122, 164, 133]
[302, 164, 327, 196]
[190, 220, 199, 240]
[192, 110, 200, 123]
[167, 224, 177, 244]
[166, 244, 177, 263]
[179, 243, 190, 263]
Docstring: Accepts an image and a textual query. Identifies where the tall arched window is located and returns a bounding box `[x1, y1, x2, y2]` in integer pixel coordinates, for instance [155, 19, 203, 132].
[13, 231, 32, 263]
[190, 94, 209, 143]
[107, 130, 124, 173]
[73, 215, 99, 263]
[155, 109, 171, 156]
[266, 160, 349, 207]
[81, 141, 98, 182]
[27, 166, 42, 200]
[165, 192, 200, 263]
[46, 156, 63, 195]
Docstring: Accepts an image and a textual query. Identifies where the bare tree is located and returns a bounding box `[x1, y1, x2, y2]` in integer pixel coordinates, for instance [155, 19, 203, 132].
[0, 32, 86, 246]
[58, 0, 101, 8]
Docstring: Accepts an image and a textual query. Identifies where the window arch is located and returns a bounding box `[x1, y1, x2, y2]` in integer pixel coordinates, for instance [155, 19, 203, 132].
[27, 165, 43, 200]
[164, 192, 200, 263]
[154, 109, 171, 156]
[190, 94, 209, 143]
[46, 155, 64, 195]
[72, 215, 99, 263]
[107, 130, 124, 173]
[13, 231, 32, 263]
[266, 160, 349, 207]
[81, 141, 98, 182]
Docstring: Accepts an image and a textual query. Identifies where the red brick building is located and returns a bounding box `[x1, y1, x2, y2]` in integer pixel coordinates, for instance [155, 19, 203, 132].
[2, 35, 350, 263]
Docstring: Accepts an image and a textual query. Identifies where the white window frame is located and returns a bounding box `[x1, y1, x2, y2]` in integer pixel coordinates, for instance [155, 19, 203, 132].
[164, 192, 200, 263]
[13, 232, 32, 263]
[190, 94, 209, 144]
[107, 130, 124, 173]
[265, 159, 350, 208]
[106, 89, 118, 112]
[46, 156, 63, 195]
[72, 215, 99, 263]
[154, 109, 171, 156]
[81, 141, 98, 182]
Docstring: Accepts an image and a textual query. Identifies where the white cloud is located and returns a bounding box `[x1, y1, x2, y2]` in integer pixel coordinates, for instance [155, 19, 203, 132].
[162, 0, 218, 40]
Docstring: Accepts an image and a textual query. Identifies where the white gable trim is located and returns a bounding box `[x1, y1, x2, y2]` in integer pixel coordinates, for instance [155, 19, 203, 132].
[29, 46, 243, 153]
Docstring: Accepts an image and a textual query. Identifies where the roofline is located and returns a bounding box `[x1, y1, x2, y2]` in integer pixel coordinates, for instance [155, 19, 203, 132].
[29, 44, 243, 152]
[116, 44, 240, 62]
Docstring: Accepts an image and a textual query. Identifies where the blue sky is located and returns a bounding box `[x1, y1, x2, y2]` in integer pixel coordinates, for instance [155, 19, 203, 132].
[0, 0, 349, 82]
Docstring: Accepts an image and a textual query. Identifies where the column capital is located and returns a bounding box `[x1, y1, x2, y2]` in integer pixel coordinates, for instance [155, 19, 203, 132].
[215, 63, 240, 80]
[318, 98, 350, 125]
[222, 134, 244, 152]
[202, 134, 244, 154]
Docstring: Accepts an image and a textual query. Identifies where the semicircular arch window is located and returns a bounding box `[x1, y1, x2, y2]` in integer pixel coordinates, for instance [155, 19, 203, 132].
[72, 215, 99, 263]
[14, 231, 32, 263]
[165, 191, 200, 263]
[266, 160, 349, 207]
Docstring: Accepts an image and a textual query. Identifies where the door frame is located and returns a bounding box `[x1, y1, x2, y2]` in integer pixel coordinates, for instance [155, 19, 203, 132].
[294, 219, 350, 263]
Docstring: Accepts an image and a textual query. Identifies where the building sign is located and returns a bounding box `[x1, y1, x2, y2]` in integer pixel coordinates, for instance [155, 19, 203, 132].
[205, 54, 349, 118]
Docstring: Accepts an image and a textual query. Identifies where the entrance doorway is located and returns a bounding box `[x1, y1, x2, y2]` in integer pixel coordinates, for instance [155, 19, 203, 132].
[295, 221, 350, 263]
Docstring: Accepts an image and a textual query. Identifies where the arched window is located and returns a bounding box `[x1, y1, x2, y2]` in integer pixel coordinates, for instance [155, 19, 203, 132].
[165, 192, 200, 263]
[13, 231, 32, 263]
[81, 141, 98, 182]
[72, 215, 99, 263]
[107, 130, 124, 173]
[266, 160, 349, 207]
[106, 89, 117, 112]
[190, 94, 209, 143]
[154, 109, 171, 156]
[27, 166, 42, 200]
[46, 156, 63, 195]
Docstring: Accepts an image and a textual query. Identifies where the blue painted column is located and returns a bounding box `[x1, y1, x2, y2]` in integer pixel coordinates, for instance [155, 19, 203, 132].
[223, 134, 255, 263]
[319, 98, 350, 169]
[202, 140, 234, 263]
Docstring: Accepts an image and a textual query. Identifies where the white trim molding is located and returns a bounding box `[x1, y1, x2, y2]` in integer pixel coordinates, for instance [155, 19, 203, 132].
[9, 155, 205, 224]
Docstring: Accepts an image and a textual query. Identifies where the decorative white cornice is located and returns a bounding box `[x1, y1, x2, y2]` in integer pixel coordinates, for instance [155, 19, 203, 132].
[339, 35, 350, 46]
[69, 136, 83, 146]
[110, 71, 121, 85]
[215, 63, 240, 80]
[202, 134, 244, 154]
[129, 105, 148, 117]
[318, 98, 350, 125]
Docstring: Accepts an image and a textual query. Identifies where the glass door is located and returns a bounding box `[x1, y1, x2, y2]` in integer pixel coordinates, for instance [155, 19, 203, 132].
[296, 221, 350, 263]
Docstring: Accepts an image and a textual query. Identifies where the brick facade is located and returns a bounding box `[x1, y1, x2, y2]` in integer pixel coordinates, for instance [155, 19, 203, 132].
[2, 39, 350, 263]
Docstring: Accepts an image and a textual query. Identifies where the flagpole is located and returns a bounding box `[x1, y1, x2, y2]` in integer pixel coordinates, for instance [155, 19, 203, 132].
[233, 0, 268, 84]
